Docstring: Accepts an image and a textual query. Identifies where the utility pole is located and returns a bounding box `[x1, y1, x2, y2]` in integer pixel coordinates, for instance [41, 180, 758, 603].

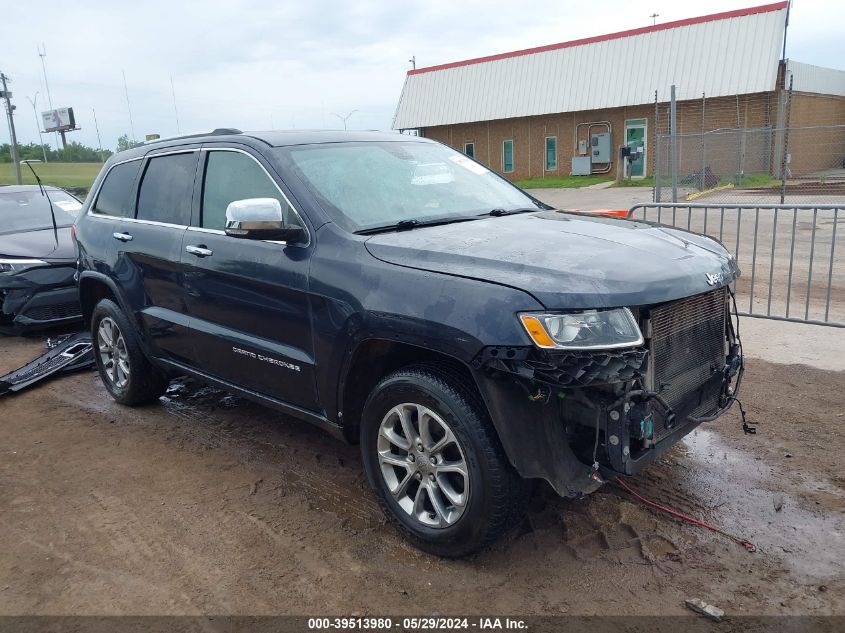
[38, 44, 59, 150]
[1, 71, 23, 185]
[409, 55, 416, 70]
[26, 93, 48, 162]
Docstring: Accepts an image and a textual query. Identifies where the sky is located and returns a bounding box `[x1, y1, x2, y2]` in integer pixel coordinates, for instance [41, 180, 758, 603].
[1, 0, 841, 152]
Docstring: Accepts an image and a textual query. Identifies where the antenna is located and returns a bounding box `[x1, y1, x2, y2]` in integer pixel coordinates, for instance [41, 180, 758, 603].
[23, 161, 59, 249]
[649, 13, 659, 25]
[409, 55, 416, 70]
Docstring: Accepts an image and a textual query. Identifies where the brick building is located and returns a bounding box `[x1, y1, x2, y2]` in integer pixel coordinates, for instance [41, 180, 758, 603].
[392, 2, 845, 182]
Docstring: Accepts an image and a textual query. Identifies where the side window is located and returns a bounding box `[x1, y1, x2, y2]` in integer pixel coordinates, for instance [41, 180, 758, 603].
[502, 140, 514, 173]
[464, 142, 474, 158]
[545, 136, 557, 171]
[201, 151, 299, 231]
[92, 160, 142, 217]
[136, 152, 196, 225]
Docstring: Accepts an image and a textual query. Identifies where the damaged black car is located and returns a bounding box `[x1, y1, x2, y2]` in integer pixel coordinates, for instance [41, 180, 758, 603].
[74, 130, 743, 557]
[0, 185, 83, 334]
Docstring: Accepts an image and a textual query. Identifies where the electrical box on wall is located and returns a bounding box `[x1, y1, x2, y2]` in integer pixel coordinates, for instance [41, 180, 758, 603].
[578, 139, 588, 155]
[571, 156, 592, 176]
[591, 133, 610, 163]
[591, 132, 611, 163]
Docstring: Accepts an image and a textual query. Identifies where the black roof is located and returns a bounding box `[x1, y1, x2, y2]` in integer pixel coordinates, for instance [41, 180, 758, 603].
[107, 128, 431, 164]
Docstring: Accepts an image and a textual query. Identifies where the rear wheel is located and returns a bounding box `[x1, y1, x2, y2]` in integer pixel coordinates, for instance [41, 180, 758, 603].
[360, 365, 525, 557]
[91, 299, 168, 406]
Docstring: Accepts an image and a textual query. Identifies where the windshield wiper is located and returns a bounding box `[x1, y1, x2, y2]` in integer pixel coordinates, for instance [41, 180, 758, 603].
[483, 207, 541, 217]
[355, 216, 479, 236]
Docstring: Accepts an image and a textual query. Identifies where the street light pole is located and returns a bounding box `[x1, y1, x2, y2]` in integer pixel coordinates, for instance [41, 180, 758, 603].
[332, 110, 358, 131]
[37, 44, 60, 150]
[1, 71, 23, 185]
[26, 92, 48, 163]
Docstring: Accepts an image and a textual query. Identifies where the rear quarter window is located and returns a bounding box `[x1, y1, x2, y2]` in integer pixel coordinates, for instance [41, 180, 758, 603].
[91, 160, 142, 217]
[136, 152, 197, 225]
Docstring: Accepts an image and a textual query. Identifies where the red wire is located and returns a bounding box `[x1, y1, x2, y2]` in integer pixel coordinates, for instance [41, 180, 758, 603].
[613, 477, 757, 552]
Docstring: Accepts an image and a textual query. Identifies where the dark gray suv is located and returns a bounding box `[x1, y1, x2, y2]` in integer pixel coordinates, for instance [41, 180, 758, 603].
[74, 129, 743, 556]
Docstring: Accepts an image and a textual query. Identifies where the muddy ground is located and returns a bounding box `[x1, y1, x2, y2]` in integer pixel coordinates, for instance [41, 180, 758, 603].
[1, 334, 843, 616]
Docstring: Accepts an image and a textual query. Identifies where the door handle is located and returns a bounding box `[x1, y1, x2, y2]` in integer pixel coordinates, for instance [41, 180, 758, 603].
[112, 232, 133, 242]
[185, 244, 213, 258]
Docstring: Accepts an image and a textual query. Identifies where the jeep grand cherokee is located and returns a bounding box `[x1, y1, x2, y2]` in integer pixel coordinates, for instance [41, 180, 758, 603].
[74, 129, 743, 556]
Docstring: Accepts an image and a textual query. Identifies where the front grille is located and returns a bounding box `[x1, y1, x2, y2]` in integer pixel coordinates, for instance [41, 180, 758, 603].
[22, 300, 82, 322]
[648, 288, 727, 441]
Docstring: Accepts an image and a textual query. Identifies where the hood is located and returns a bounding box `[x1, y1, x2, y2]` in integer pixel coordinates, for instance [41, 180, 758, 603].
[364, 211, 739, 309]
[0, 226, 77, 261]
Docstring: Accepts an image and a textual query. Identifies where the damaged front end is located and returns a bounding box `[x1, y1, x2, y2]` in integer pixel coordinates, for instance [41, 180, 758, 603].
[0, 262, 81, 334]
[472, 287, 743, 497]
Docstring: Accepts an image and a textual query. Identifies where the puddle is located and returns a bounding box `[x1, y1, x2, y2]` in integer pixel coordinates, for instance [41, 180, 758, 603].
[678, 427, 845, 579]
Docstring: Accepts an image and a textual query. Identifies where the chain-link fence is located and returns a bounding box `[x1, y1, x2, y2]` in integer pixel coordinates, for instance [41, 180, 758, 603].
[652, 86, 845, 204]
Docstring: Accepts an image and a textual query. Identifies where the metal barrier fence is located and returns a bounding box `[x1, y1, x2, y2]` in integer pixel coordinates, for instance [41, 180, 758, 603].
[627, 203, 844, 328]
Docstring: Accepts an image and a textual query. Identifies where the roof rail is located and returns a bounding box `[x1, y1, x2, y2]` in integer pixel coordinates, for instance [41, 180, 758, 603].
[144, 128, 243, 145]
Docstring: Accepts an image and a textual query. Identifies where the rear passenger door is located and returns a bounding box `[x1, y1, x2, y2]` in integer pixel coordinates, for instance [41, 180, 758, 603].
[114, 147, 200, 364]
[181, 146, 318, 411]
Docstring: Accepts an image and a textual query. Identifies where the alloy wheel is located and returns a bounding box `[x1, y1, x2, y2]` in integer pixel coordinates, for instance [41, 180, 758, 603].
[376, 402, 470, 528]
[97, 316, 130, 389]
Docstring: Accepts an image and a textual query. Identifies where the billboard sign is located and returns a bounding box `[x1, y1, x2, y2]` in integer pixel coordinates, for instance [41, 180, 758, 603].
[41, 107, 76, 133]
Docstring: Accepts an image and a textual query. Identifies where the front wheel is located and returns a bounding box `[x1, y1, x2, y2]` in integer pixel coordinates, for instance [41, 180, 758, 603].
[360, 366, 526, 557]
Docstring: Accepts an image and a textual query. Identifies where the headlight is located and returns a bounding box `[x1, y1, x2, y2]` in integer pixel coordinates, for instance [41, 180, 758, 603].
[519, 308, 643, 350]
[0, 258, 48, 273]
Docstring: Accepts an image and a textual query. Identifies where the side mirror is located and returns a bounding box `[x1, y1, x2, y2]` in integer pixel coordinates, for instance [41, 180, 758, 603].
[224, 198, 306, 243]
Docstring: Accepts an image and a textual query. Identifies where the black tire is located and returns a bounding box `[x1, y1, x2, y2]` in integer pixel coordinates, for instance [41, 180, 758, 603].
[360, 364, 526, 557]
[90, 299, 169, 406]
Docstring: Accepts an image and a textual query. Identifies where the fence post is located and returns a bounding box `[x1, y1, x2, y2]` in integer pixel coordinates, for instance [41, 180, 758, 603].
[653, 90, 660, 203]
[780, 74, 793, 204]
[670, 85, 678, 203]
[700, 93, 706, 191]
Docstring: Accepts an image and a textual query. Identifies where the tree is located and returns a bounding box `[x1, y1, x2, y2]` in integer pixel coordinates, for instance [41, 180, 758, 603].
[116, 134, 139, 152]
[1, 142, 111, 163]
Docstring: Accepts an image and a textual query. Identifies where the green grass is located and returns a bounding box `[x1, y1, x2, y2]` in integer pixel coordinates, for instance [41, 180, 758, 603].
[718, 172, 779, 188]
[0, 162, 102, 193]
[515, 174, 614, 189]
[613, 176, 655, 187]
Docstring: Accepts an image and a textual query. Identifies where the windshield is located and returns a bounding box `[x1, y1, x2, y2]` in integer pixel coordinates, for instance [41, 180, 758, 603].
[0, 189, 82, 233]
[277, 140, 542, 232]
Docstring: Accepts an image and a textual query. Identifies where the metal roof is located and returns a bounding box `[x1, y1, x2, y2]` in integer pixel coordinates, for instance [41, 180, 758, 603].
[786, 60, 845, 97]
[393, 2, 789, 129]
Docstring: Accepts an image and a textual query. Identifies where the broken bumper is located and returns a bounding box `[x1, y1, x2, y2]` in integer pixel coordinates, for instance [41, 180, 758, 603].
[0, 265, 82, 334]
[472, 288, 743, 496]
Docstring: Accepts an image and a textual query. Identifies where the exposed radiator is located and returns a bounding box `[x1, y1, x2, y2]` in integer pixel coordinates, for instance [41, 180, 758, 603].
[648, 288, 727, 440]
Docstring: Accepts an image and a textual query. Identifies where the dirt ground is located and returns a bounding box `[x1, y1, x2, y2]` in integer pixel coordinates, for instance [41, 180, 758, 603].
[1, 333, 843, 616]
